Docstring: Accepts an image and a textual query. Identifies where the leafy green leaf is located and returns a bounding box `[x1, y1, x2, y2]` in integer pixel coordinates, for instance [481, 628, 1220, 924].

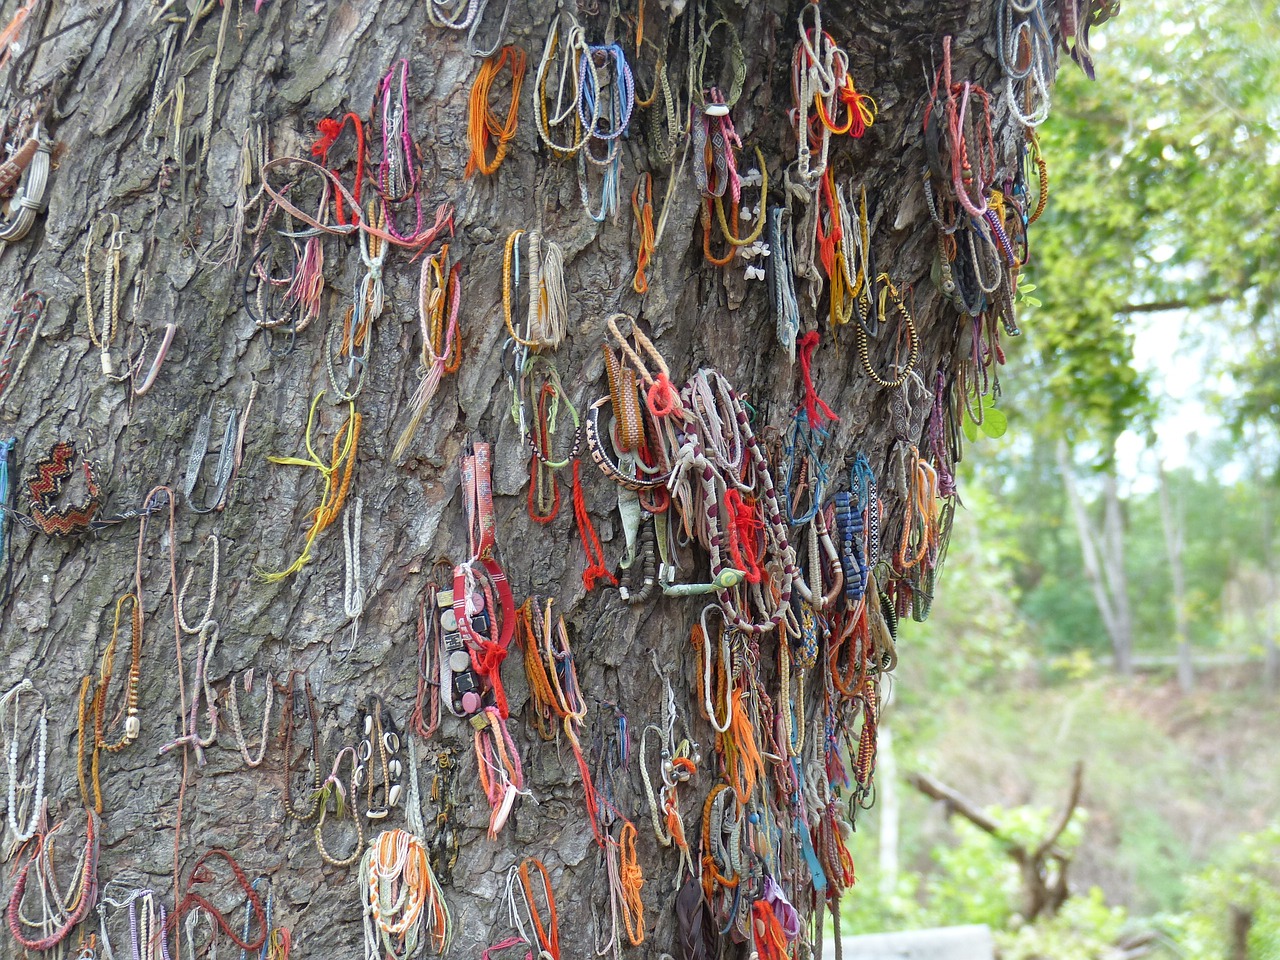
[981, 407, 1009, 438]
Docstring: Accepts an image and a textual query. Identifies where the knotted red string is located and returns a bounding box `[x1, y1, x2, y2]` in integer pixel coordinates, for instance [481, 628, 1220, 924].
[647, 374, 679, 418]
[471, 639, 510, 719]
[573, 460, 617, 592]
[797, 332, 839, 428]
[310, 114, 365, 226]
[725, 489, 764, 584]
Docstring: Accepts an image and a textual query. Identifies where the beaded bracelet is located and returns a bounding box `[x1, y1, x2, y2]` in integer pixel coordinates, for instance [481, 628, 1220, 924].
[856, 275, 920, 389]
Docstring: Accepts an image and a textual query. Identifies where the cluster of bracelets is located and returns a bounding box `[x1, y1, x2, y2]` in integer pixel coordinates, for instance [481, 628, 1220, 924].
[0, 0, 1113, 957]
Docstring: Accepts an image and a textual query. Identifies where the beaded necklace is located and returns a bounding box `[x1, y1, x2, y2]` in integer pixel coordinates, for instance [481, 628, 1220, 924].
[276, 672, 321, 822]
[78, 594, 143, 813]
[0, 437, 13, 602]
[354, 694, 403, 819]
[314, 746, 364, 868]
[1, 678, 46, 846]
[7, 810, 100, 953]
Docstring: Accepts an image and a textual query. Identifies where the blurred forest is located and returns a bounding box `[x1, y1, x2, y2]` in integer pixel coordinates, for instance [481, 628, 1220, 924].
[843, 1, 1280, 957]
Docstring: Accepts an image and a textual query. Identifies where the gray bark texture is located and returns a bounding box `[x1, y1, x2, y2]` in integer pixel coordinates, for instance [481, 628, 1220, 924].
[0, 0, 1056, 956]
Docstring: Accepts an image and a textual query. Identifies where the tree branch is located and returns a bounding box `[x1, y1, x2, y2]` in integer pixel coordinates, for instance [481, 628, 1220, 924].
[1032, 760, 1085, 861]
[906, 772, 1005, 838]
[1117, 294, 1232, 314]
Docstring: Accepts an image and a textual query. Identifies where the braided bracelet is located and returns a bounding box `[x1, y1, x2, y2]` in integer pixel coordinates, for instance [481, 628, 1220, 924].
[25, 441, 102, 535]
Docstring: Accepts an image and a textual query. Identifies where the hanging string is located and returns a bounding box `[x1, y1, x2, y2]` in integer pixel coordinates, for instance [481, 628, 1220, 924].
[573, 460, 617, 592]
[796, 331, 839, 428]
[394, 247, 462, 462]
[256, 394, 359, 582]
[467, 46, 527, 177]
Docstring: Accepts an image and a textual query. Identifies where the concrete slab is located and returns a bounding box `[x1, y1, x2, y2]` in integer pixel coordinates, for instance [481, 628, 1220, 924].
[821, 924, 996, 960]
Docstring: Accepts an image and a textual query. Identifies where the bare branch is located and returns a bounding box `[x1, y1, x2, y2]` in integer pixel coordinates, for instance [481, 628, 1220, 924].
[1117, 294, 1232, 314]
[906, 772, 1006, 838]
[1032, 760, 1085, 861]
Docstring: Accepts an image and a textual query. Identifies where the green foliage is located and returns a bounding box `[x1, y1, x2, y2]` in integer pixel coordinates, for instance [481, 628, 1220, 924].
[998, 888, 1131, 960]
[1168, 826, 1280, 960]
[961, 394, 1008, 443]
[842, 803, 1119, 954]
[1026, 0, 1280, 440]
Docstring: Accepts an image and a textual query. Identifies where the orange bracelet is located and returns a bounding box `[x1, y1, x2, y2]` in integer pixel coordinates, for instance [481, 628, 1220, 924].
[518, 858, 560, 959]
[467, 46, 527, 177]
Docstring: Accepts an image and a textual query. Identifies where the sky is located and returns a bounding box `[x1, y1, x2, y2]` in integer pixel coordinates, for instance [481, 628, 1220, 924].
[1114, 307, 1237, 492]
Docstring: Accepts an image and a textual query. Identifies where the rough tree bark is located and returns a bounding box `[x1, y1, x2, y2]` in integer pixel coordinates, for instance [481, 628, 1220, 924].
[0, 0, 1052, 956]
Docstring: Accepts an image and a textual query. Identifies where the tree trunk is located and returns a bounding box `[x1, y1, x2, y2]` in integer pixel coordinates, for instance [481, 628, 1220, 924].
[1057, 441, 1133, 675]
[0, 0, 1050, 956]
[1229, 905, 1253, 960]
[1157, 463, 1193, 692]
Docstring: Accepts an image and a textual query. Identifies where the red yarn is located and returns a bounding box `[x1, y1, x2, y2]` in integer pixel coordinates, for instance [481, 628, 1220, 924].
[471, 638, 511, 718]
[725, 489, 764, 584]
[646, 375, 679, 418]
[573, 460, 617, 592]
[310, 113, 365, 226]
[797, 331, 839, 428]
[751, 900, 789, 960]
